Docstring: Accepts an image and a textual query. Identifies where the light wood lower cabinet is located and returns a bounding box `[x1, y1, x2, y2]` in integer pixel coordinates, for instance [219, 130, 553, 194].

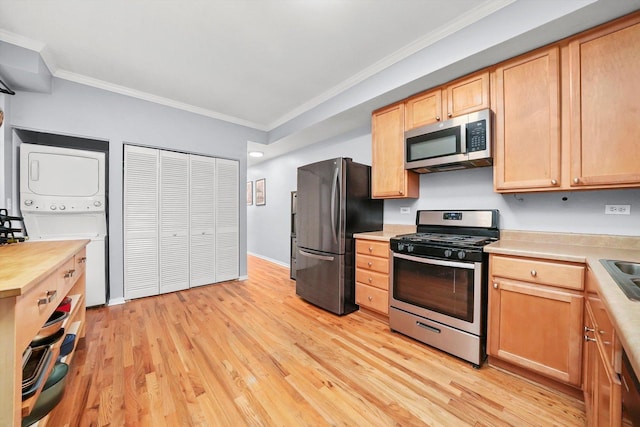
[584, 267, 622, 427]
[0, 240, 88, 427]
[488, 255, 585, 387]
[355, 239, 390, 316]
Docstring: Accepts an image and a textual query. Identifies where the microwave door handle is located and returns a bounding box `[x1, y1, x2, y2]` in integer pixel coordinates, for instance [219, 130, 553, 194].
[30, 160, 40, 181]
[460, 123, 468, 154]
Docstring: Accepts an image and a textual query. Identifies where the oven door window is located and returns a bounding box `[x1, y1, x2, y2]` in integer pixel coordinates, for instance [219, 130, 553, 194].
[393, 256, 474, 322]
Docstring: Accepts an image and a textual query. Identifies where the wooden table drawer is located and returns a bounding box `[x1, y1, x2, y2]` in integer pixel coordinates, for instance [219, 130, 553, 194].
[491, 255, 584, 290]
[356, 268, 389, 290]
[356, 254, 389, 274]
[356, 239, 389, 258]
[356, 283, 389, 315]
[15, 276, 60, 352]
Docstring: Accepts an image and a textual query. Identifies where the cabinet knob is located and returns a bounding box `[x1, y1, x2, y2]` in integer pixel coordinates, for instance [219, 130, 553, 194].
[584, 326, 595, 333]
[584, 335, 596, 342]
[435, 115, 441, 121]
[368, 247, 373, 252]
[493, 283, 498, 289]
[367, 262, 372, 267]
[447, 113, 453, 118]
[530, 270, 537, 277]
[368, 277, 373, 283]
[368, 296, 373, 301]
[573, 177, 580, 184]
[78, 257, 87, 264]
[551, 179, 558, 185]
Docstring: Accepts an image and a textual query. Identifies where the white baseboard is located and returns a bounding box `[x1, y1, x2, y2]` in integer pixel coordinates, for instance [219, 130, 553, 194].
[247, 252, 290, 268]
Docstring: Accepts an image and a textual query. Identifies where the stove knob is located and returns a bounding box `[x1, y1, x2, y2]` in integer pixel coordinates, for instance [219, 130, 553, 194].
[407, 245, 414, 253]
[457, 251, 466, 260]
[444, 249, 453, 258]
[397, 243, 405, 251]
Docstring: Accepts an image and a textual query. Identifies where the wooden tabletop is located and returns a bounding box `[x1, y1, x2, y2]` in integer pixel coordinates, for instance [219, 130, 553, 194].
[0, 240, 90, 299]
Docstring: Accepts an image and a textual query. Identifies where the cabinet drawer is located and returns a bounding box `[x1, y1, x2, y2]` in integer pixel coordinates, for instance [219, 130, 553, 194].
[491, 255, 584, 290]
[356, 239, 389, 259]
[356, 254, 389, 274]
[74, 248, 87, 281]
[356, 268, 389, 290]
[57, 256, 78, 295]
[15, 275, 60, 352]
[356, 283, 389, 315]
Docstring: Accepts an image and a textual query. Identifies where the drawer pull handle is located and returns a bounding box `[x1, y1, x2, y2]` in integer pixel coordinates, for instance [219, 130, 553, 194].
[530, 270, 537, 277]
[79, 257, 87, 264]
[584, 335, 596, 342]
[368, 277, 372, 283]
[37, 290, 58, 305]
[493, 283, 498, 289]
[368, 247, 373, 252]
[368, 296, 373, 301]
[64, 269, 76, 278]
[367, 262, 372, 267]
[584, 326, 595, 333]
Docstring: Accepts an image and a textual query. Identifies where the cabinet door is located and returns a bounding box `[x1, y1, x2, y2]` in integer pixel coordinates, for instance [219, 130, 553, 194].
[568, 17, 640, 188]
[190, 154, 216, 287]
[215, 158, 239, 282]
[371, 103, 419, 199]
[595, 339, 622, 427]
[124, 145, 159, 299]
[488, 278, 584, 386]
[404, 89, 443, 130]
[159, 151, 190, 294]
[584, 305, 598, 425]
[494, 47, 561, 191]
[445, 71, 490, 119]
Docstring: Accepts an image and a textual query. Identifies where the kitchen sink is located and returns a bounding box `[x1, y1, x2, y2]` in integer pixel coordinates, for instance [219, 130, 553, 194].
[601, 259, 640, 301]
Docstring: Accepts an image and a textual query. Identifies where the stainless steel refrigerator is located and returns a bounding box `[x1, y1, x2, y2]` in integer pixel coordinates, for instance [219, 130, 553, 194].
[295, 157, 383, 315]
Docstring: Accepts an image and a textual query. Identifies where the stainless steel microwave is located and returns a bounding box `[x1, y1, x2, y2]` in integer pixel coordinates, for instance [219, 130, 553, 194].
[404, 109, 492, 173]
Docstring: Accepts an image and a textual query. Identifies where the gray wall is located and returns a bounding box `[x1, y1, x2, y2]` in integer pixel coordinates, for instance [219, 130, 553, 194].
[248, 132, 640, 266]
[3, 78, 266, 302]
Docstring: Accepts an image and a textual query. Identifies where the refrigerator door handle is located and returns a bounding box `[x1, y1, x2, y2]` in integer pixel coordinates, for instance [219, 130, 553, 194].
[298, 249, 335, 262]
[330, 165, 340, 244]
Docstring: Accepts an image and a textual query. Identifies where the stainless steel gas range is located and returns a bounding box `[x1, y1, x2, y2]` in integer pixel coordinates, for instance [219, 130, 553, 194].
[389, 210, 499, 368]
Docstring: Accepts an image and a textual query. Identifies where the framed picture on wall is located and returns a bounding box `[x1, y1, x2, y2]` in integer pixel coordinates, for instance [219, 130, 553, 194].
[247, 181, 253, 205]
[255, 178, 266, 206]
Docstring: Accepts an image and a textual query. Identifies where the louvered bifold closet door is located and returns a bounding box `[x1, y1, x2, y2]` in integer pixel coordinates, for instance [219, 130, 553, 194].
[159, 150, 190, 294]
[189, 154, 216, 287]
[215, 158, 239, 281]
[124, 145, 159, 299]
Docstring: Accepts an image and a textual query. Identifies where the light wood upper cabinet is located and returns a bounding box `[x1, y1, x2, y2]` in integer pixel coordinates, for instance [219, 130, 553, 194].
[404, 89, 442, 130]
[405, 71, 490, 130]
[445, 71, 490, 119]
[494, 47, 561, 191]
[567, 15, 640, 188]
[371, 102, 419, 199]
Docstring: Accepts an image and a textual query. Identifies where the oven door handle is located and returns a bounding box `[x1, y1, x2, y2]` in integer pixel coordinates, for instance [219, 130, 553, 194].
[392, 252, 476, 269]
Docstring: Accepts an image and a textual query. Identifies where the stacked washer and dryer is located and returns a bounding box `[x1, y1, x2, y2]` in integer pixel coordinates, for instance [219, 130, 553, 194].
[19, 142, 108, 307]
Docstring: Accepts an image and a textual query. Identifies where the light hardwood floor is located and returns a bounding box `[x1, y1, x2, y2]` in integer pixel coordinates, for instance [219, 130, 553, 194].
[45, 255, 586, 426]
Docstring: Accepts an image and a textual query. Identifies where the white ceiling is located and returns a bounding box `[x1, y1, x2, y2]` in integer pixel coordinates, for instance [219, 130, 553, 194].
[1, 0, 639, 166]
[0, 0, 511, 130]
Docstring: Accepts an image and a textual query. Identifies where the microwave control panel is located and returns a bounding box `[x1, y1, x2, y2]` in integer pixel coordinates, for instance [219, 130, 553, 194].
[466, 119, 487, 152]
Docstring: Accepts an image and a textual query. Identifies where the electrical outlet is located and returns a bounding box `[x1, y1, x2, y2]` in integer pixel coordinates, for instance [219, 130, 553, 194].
[400, 207, 411, 214]
[605, 204, 631, 215]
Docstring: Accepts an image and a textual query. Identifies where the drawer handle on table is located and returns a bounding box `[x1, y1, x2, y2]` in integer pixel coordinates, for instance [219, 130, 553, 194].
[79, 257, 87, 264]
[530, 270, 537, 277]
[38, 290, 57, 305]
[64, 269, 76, 278]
